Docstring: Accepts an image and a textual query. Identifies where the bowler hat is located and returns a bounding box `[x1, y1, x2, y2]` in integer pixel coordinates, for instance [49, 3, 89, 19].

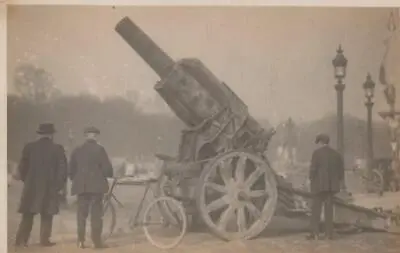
[315, 133, 330, 144]
[37, 123, 56, 134]
[84, 126, 100, 135]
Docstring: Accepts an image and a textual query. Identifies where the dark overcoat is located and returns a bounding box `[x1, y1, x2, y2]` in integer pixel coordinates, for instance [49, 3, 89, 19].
[309, 145, 344, 194]
[69, 140, 113, 196]
[18, 137, 67, 215]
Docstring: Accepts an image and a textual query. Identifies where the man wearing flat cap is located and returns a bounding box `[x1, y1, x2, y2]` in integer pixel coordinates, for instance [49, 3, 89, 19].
[307, 133, 344, 240]
[69, 126, 113, 249]
[15, 123, 68, 248]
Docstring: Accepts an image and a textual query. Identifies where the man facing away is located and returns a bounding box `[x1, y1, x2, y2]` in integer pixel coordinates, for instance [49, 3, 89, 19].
[69, 126, 113, 249]
[307, 133, 344, 240]
[15, 123, 68, 247]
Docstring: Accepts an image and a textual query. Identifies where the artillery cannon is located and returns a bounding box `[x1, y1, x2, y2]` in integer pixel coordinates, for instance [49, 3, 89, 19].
[114, 17, 400, 241]
[115, 17, 297, 240]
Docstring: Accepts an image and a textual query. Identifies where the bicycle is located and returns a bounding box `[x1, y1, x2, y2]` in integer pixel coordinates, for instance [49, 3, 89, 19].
[101, 175, 188, 249]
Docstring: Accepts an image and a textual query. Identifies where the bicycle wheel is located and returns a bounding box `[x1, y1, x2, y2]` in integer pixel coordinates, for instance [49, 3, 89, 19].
[142, 196, 187, 249]
[155, 174, 183, 225]
[102, 197, 117, 241]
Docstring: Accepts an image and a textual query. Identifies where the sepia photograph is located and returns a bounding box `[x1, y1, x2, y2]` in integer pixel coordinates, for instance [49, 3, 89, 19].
[4, 2, 400, 253]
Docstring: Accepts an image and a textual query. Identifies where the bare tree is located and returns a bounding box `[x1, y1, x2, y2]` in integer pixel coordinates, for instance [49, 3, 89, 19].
[14, 63, 61, 103]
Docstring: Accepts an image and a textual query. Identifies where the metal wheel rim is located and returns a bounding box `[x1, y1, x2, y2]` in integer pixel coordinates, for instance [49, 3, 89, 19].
[156, 174, 183, 225]
[142, 196, 187, 249]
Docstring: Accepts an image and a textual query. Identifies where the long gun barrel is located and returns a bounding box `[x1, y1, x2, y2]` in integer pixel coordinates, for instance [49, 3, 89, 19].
[115, 17, 253, 130]
[115, 17, 175, 78]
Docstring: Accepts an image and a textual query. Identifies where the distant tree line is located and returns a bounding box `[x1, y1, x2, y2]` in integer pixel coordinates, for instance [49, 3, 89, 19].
[7, 93, 184, 162]
[7, 63, 393, 168]
[8, 94, 393, 167]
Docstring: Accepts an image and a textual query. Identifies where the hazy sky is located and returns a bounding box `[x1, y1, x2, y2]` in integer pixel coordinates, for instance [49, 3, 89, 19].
[7, 6, 397, 124]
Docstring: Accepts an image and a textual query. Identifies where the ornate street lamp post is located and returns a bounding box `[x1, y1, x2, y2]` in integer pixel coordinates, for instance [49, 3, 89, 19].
[332, 45, 348, 158]
[332, 45, 348, 191]
[363, 73, 376, 177]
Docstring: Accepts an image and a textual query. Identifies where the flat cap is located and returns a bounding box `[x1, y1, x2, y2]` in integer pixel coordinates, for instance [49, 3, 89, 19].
[84, 126, 100, 134]
[315, 133, 330, 144]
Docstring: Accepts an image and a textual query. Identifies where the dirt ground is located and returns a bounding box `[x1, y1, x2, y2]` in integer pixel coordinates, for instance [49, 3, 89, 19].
[7, 180, 400, 253]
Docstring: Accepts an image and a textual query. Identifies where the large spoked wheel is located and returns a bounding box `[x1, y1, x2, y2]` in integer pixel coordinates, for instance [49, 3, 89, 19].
[102, 197, 117, 241]
[196, 150, 278, 241]
[142, 196, 187, 249]
[197, 151, 278, 240]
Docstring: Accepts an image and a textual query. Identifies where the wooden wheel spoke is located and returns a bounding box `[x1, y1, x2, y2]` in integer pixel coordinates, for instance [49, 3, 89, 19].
[219, 158, 234, 185]
[237, 206, 247, 233]
[244, 166, 264, 187]
[245, 201, 261, 219]
[235, 155, 247, 183]
[206, 196, 228, 213]
[248, 190, 268, 198]
[218, 205, 235, 230]
[205, 182, 227, 193]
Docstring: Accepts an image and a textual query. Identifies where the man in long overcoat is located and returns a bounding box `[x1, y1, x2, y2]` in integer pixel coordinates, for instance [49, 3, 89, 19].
[69, 126, 113, 249]
[307, 133, 344, 240]
[15, 123, 67, 247]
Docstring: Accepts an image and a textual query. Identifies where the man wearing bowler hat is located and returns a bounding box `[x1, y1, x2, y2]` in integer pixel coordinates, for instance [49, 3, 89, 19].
[15, 123, 68, 247]
[69, 126, 113, 249]
[307, 133, 344, 240]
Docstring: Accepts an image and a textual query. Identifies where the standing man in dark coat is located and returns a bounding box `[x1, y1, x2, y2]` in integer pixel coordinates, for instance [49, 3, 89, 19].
[307, 133, 344, 240]
[15, 123, 68, 247]
[69, 127, 113, 249]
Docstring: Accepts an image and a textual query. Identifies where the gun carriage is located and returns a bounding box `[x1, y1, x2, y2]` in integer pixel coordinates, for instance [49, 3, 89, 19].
[114, 17, 299, 240]
[114, 17, 400, 242]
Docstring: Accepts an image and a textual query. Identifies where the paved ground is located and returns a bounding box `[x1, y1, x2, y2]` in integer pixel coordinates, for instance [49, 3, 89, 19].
[7, 180, 400, 253]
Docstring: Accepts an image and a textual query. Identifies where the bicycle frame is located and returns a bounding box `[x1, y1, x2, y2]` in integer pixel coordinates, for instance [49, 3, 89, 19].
[103, 177, 162, 229]
[101, 176, 188, 249]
